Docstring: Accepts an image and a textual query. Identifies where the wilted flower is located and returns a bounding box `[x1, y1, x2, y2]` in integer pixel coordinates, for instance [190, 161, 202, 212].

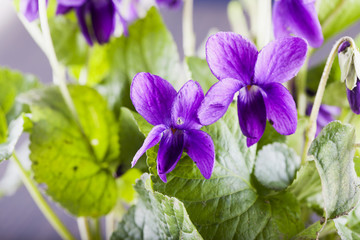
[306, 104, 341, 136]
[131, 73, 215, 182]
[198, 32, 307, 147]
[338, 41, 360, 114]
[273, 0, 323, 48]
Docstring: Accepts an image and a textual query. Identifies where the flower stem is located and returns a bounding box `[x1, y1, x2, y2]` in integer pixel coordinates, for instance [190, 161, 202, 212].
[12, 153, 76, 240]
[255, 0, 272, 49]
[78, 217, 102, 240]
[302, 36, 356, 164]
[296, 48, 313, 117]
[182, 0, 195, 56]
[37, 0, 80, 125]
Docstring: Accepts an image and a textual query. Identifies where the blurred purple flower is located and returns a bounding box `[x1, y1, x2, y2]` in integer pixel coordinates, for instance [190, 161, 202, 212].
[156, 0, 182, 8]
[20, 0, 48, 22]
[57, 0, 116, 45]
[306, 104, 341, 136]
[273, 0, 323, 48]
[131, 73, 215, 182]
[198, 32, 307, 147]
[338, 41, 360, 114]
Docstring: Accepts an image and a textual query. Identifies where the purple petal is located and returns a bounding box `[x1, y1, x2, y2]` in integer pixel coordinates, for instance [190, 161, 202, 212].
[156, 0, 183, 8]
[57, 0, 86, 7]
[347, 79, 360, 114]
[273, 0, 323, 48]
[131, 73, 177, 126]
[261, 83, 297, 135]
[76, 4, 93, 45]
[237, 86, 267, 147]
[171, 80, 204, 130]
[185, 129, 215, 179]
[131, 124, 167, 167]
[158, 172, 168, 183]
[157, 129, 185, 174]
[206, 32, 258, 83]
[254, 37, 307, 84]
[90, 0, 116, 44]
[198, 78, 243, 126]
[20, 0, 39, 22]
[56, 4, 73, 15]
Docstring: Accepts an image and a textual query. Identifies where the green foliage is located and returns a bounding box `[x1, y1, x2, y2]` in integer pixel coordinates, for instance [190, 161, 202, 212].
[0, 115, 26, 163]
[99, 7, 184, 116]
[139, 104, 304, 239]
[318, 0, 360, 40]
[309, 121, 360, 220]
[292, 221, 323, 240]
[255, 143, 300, 191]
[186, 57, 218, 93]
[0, 67, 40, 123]
[335, 206, 360, 239]
[111, 174, 203, 240]
[21, 85, 119, 217]
[256, 122, 286, 152]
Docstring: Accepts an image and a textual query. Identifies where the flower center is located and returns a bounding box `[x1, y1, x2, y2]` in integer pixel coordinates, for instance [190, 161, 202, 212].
[176, 117, 184, 125]
[247, 85, 252, 91]
[171, 128, 177, 134]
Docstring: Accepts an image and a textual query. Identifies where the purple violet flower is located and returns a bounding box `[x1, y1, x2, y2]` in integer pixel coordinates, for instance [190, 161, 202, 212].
[273, 0, 323, 48]
[198, 32, 307, 147]
[306, 104, 341, 136]
[20, 0, 48, 22]
[131, 73, 215, 182]
[57, 0, 116, 45]
[156, 0, 182, 8]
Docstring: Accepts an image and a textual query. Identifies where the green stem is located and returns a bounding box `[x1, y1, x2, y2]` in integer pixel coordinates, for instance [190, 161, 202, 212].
[78, 217, 101, 240]
[37, 0, 80, 125]
[255, 0, 272, 49]
[12, 153, 76, 240]
[302, 36, 356, 164]
[182, 0, 195, 56]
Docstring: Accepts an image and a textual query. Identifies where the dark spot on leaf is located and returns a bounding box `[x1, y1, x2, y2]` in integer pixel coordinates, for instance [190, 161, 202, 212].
[73, 166, 78, 171]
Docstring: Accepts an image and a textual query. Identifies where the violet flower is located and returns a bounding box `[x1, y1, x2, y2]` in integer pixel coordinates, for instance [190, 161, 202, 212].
[131, 73, 215, 182]
[198, 32, 307, 147]
[57, 0, 116, 45]
[273, 0, 323, 48]
[156, 0, 182, 8]
[306, 104, 341, 136]
[20, 0, 48, 22]
[338, 41, 360, 114]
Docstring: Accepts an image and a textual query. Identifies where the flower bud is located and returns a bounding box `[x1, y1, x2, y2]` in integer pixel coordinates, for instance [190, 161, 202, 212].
[338, 40, 360, 90]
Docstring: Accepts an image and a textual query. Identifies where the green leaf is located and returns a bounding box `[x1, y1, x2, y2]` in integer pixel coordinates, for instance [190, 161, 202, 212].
[146, 104, 303, 239]
[0, 67, 40, 122]
[309, 121, 360, 219]
[255, 143, 300, 191]
[99, 7, 184, 116]
[186, 57, 218, 93]
[0, 115, 26, 163]
[318, 0, 360, 40]
[49, 14, 89, 66]
[335, 205, 360, 239]
[21, 85, 119, 217]
[292, 221, 323, 240]
[116, 168, 142, 204]
[111, 173, 203, 240]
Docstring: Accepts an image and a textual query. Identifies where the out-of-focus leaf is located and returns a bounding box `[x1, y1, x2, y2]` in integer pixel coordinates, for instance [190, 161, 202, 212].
[20, 85, 119, 217]
[318, 0, 360, 40]
[186, 57, 217, 93]
[99, 7, 184, 116]
[256, 122, 286, 152]
[335, 205, 360, 240]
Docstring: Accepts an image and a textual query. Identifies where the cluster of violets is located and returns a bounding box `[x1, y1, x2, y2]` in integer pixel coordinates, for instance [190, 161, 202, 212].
[20, 0, 360, 182]
[21, 0, 181, 45]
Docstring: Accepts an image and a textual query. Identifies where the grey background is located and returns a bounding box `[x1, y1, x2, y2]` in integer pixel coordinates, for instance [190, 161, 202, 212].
[0, 0, 359, 239]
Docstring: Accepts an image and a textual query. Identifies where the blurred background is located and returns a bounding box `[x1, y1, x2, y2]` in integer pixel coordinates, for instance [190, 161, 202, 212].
[0, 0, 360, 239]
